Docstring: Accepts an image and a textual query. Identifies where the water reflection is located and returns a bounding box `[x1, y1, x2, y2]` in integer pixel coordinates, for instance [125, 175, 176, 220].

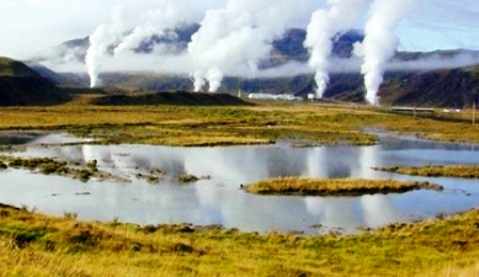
[1, 136, 479, 233]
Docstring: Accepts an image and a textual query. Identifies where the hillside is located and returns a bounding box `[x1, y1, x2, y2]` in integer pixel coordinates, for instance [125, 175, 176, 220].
[379, 67, 479, 108]
[0, 57, 71, 106]
[32, 64, 479, 108]
[0, 57, 41, 77]
[90, 91, 251, 106]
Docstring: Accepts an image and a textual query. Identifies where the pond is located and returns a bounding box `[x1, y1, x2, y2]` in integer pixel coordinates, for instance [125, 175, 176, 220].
[1, 132, 479, 234]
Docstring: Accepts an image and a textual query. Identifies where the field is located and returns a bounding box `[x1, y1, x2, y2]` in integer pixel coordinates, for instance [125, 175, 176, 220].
[1, 204, 479, 277]
[0, 95, 478, 147]
[245, 177, 443, 196]
[2, 96, 479, 276]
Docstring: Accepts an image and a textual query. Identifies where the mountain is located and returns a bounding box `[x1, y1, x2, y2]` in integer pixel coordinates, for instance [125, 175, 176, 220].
[26, 23, 479, 108]
[32, 25, 365, 66]
[0, 57, 71, 106]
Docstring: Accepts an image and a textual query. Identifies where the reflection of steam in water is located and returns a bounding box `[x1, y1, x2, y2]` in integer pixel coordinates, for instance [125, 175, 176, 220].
[360, 194, 402, 228]
[305, 197, 363, 232]
[183, 147, 270, 184]
[303, 147, 329, 178]
[355, 145, 382, 179]
[358, 145, 403, 227]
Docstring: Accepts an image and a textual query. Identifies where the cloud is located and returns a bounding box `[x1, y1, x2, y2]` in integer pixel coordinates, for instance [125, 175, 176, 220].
[0, 0, 226, 59]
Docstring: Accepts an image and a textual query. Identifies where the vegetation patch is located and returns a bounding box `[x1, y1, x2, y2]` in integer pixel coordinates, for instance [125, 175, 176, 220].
[136, 169, 166, 184]
[178, 174, 201, 183]
[244, 177, 443, 196]
[373, 165, 479, 179]
[0, 156, 124, 183]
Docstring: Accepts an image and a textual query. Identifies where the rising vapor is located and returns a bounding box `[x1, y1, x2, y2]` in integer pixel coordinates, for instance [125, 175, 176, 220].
[85, 7, 126, 88]
[188, 0, 312, 93]
[304, 0, 367, 99]
[113, 1, 193, 56]
[354, 0, 414, 105]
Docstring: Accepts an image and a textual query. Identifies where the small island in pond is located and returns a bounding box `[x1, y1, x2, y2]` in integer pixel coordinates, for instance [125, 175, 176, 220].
[373, 165, 479, 179]
[244, 177, 443, 196]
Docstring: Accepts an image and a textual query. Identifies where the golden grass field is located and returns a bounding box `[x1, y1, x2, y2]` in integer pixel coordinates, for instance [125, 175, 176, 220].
[1, 204, 479, 277]
[1, 96, 479, 276]
[245, 177, 443, 196]
[0, 95, 478, 147]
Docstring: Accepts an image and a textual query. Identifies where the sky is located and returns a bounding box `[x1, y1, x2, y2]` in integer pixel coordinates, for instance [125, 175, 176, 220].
[0, 0, 478, 60]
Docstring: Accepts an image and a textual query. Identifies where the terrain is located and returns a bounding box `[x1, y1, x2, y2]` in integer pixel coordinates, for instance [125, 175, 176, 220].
[1, 65, 479, 275]
[1, 203, 479, 277]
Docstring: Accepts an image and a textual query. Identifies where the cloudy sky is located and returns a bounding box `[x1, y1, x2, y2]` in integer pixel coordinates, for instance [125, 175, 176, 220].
[0, 0, 478, 60]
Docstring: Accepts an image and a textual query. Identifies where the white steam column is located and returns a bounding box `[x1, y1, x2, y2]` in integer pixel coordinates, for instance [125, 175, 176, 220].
[85, 6, 126, 88]
[114, 7, 181, 56]
[188, 0, 309, 93]
[354, 0, 414, 105]
[304, 0, 367, 99]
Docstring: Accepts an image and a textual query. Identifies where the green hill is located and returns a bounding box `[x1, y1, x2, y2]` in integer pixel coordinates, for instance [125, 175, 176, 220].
[0, 57, 40, 77]
[0, 57, 71, 106]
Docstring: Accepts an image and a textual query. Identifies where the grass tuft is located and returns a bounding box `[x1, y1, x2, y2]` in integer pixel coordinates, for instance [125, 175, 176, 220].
[374, 165, 479, 179]
[245, 177, 443, 196]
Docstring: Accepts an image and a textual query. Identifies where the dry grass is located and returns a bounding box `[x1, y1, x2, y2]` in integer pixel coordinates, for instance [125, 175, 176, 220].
[374, 165, 479, 179]
[1, 204, 479, 276]
[1, 95, 478, 147]
[245, 177, 443, 196]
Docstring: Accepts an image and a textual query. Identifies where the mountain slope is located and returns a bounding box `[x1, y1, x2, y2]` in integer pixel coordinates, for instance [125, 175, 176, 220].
[32, 63, 479, 108]
[32, 26, 365, 66]
[379, 67, 479, 108]
[0, 57, 71, 106]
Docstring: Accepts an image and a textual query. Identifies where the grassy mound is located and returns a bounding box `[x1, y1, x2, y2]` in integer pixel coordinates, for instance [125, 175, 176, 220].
[374, 165, 479, 179]
[90, 91, 252, 106]
[245, 177, 443, 196]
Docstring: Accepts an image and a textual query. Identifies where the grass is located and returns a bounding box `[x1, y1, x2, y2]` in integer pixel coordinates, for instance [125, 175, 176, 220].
[0, 97, 423, 146]
[0, 95, 478, 147]
[0, 203, 479, 276]
[245, 177, 443, 196]
[2, 97, 479, 275]
[374, 165, 479, 179]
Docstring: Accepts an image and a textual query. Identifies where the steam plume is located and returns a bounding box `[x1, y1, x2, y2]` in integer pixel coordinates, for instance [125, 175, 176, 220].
[354, 0, 414, 105]
[114, 2, 189, 56]
[304, 0, 367, 99]
[85, 7, 126, 88]
[188, 0, 309, 92]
